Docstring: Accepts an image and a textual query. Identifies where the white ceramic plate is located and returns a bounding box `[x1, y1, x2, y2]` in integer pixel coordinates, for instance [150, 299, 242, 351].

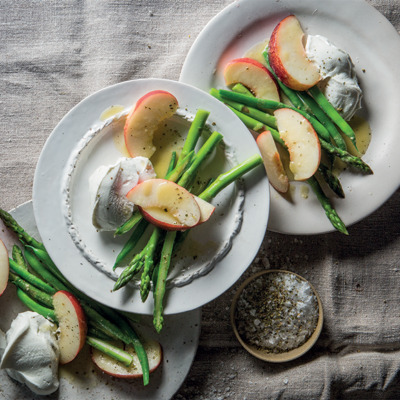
[0, 201, 201, 400]
[33, 78, 269, 314]
[180, 0, 400, 235]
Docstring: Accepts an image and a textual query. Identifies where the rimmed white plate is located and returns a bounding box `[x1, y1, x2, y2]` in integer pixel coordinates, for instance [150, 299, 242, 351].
[33, 78, 269, 314]
[180, 0, 400, 235]
[0, 201, 201, 400]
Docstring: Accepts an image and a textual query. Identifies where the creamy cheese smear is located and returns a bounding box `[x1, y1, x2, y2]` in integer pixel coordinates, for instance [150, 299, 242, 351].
[0, 312, 60, 395]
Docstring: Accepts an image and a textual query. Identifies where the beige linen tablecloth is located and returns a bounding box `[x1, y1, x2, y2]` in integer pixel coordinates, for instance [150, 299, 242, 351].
[1, 1, 399, 399]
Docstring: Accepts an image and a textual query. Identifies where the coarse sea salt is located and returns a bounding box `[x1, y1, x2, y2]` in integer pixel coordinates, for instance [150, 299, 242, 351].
[235, 271, 319, 353]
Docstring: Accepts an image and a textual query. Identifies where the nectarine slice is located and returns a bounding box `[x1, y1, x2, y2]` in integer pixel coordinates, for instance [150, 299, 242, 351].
[126, 179, 201, 230]
[0, 239, 9, 296]
[193, 196, 215, 224]
[256, 130, 289, 193]
[53, 290, 87, 364]
[268, 15, 321, 91]
[274, 108, 321, 181]
[224, 58, 280, 101]
[124, 90, 178, 158]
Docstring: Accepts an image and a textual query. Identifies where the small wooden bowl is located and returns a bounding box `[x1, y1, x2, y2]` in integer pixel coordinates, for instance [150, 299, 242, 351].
[230, 269, 323, 363]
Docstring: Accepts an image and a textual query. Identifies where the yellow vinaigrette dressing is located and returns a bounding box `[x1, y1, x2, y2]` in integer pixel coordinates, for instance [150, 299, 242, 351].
[100, 105, 125, 121]
[244, 40, 269, 65]
[346, 115, 372, 156]
[150, 118, 186, 177]
[333, 115, 372, 174]
[99, 105, 131, 157]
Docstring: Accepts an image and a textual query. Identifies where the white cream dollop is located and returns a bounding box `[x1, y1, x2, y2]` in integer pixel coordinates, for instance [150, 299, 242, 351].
[89, 156, 156, 231]
[306, 35, 362, 120]
[0, 312, 60, 395]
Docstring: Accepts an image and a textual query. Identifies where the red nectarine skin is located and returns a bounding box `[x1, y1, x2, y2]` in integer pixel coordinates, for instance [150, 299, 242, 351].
[132, 90, 178, 113]
[268, 16, 292, 87]
[55, 290, 87, 335]
[139, 207, 190, 231]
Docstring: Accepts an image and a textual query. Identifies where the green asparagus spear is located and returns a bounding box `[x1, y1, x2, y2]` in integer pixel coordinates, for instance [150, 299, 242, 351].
[217, 89, 371, 173]
[210, 89, 285, 146]
[113, 218, 149, 269]
[57, 273, 150, 384]
[113, 227, 160, 291]
[297, 91, 347, 151]
[153, 230, 177, 333]
[199, 154, 263, 202]
[319, 138, 372, 174]
[178, 109, 210, 162]
[86, 336, 133, 367]
[231, 83, 253, 96]
[309, 85, 358, 149]
[166, 151, 177, 175]
[12, 245, 29, 270]
[177, 131, 223, 189]
[0, 208, 46, 251]
[80, 302, 126, 341]
[164, 150, 194, 182]
[9, 271, 54, 308]
[140, 228, 161, 302]
[210, 88, 277, 129]
[81, 302, 150, 384]
[307, 176, 348, 235]
[24, 246, 68, 285]
[24, 247, 69, 292]
[16, 288, 58, 322]
[226, 105, 265, 132]
[114, 211, 143, 237]
[318, 165, 345, 198]
[9, 258, 56, 295]
[87, 326, 115, 341]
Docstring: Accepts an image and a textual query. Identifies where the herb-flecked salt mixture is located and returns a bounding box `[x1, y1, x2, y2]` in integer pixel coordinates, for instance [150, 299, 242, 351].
[235, 272, 319, 353]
